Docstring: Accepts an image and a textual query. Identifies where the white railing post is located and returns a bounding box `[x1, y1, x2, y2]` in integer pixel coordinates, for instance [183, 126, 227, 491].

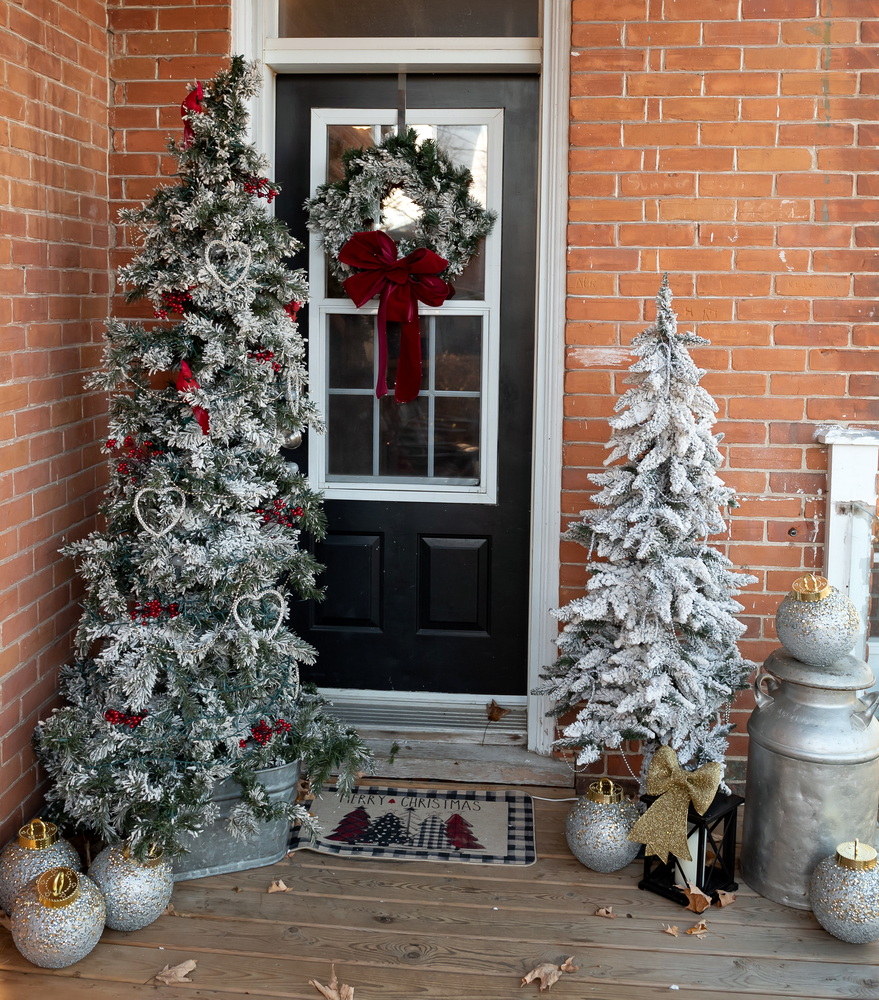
[814, 426, 879, 663]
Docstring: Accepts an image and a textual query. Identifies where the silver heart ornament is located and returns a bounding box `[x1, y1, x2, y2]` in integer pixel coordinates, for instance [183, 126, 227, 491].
[232, 589, 286, 638]
[134, 486, 187, 538]
[205, 238, 252, 291]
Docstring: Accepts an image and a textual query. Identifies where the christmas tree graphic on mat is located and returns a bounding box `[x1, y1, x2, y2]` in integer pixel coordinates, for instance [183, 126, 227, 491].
[445, 813, 485, 851]
[326, 806, 372, 843]
[415, 814, 451, 850]
[366, 812, 411, 847]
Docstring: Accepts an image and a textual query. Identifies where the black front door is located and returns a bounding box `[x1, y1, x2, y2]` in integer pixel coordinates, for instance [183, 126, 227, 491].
[276, 74, 538, 696]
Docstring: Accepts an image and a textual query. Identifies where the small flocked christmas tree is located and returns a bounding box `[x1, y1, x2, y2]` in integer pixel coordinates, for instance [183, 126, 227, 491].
[539, 276, 755, 786]
[34, 58, 371, 858]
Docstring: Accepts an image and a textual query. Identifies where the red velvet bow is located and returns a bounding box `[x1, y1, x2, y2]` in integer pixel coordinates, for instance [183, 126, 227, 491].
[176, 360, 209, 435]
[180, 82, 204, 148]
[339, 230, 454, 403]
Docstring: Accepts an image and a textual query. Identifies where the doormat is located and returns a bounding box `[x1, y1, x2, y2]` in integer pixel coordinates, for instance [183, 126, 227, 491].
[289, 785, 536, 865]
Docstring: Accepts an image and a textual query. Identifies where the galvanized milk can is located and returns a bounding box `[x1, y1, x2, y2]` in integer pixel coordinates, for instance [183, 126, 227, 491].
[740, 647, 879, 909]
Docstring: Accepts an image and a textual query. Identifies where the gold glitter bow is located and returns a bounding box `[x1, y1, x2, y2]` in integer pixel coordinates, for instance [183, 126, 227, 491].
[627, 746, 722, 864]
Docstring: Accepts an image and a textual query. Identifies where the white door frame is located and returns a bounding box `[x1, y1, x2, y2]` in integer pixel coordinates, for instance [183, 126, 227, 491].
[231, 0, 568, 754]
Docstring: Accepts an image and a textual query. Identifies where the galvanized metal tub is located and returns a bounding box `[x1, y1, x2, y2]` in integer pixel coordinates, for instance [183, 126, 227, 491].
[172, 760, 300, 881]
[740, 649, 879, 910]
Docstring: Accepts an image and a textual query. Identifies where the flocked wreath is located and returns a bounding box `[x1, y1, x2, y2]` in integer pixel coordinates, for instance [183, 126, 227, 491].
[306, 128, 496, 281]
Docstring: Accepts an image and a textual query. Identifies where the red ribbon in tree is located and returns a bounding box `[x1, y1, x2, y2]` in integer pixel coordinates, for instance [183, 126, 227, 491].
[338, 230, 454, 403]
[176, 360, 209, 435]
[180, 82, 204, 148]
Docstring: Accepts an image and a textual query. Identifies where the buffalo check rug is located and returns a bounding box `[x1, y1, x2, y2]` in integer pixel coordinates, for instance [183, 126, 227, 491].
[288, 785, 536, 865]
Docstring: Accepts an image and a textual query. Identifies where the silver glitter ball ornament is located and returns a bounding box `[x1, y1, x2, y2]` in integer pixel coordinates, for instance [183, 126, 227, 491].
[88, 843, 173, 931]
[10, 866, 105, 968]
[565, 779, 641, 873]
[775, 574, 860, 667]
[281, 429, 303, 449]
[0, 818, 81, 914]
[809, 840, 879, 944]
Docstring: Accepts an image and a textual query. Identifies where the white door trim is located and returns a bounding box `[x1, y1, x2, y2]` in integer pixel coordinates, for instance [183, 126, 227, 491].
[231, 0, 568, 755]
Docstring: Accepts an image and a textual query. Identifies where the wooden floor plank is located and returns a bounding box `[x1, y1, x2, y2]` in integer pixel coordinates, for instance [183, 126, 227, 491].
[159, 884, 871, 965]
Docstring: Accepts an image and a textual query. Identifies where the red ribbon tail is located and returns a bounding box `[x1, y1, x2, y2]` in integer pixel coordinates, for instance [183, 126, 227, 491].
[395, 319, 423, 403]
[375, 287, 390, 399]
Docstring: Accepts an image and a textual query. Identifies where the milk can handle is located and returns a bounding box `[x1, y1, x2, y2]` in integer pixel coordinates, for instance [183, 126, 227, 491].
[754, 670, 779, 708]
[853, 690, 879, 728]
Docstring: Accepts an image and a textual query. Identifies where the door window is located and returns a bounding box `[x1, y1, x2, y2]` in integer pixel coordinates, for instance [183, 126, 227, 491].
[308, 109, 503, 502]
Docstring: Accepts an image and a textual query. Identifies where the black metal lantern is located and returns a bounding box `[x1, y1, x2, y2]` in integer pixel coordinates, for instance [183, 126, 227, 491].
[639, 791, 744, 905]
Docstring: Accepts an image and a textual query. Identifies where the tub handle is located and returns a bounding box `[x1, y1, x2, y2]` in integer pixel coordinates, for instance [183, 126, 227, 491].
[754, 670, 779, 708]
[853, 690, 879, 729]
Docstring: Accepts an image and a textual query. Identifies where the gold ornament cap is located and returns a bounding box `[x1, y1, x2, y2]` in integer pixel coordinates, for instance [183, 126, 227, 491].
[35, 867, 80, 908]
[836, 839, 878, 871]
[789, 573, 832, 602]
[587, 778, 624, 804]
[17, 818, 59, 850]
[122, 841, 165, 868]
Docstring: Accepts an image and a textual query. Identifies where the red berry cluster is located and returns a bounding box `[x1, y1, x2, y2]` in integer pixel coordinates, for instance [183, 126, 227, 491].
[130, 600, 180, 625]
[107, 436, 163, 481]
[154, 289, 193, 319]
[243, 176, 277, 203]
[104, 710, 146, 728]
[256, 497, 304, 527]
[239, 718, 291, 749]
[284, 301, 301, 321]
[248, 348, 282, 373]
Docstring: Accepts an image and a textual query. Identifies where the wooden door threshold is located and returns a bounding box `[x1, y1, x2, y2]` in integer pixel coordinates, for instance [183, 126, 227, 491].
[362, 734, 574, 787]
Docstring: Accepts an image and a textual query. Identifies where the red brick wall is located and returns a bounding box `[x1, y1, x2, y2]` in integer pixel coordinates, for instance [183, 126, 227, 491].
[565, 0, 878, 787]
[0, 0, 231, 844]
[0, 0, 110, 842]
[107, 0, 232, 288]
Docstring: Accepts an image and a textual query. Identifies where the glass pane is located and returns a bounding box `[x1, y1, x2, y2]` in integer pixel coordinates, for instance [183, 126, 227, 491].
[435, 315, 482, 392]
[280, 0, 538, 38]
[384, 321, 430, 397]
[379, 395, 429, 477]
[329, 314, 374, 390]
[325, 125, 394, 297]
[434, 397, 480, 480]
[409, 124, 488, 299]
[327, 395, 373, 476]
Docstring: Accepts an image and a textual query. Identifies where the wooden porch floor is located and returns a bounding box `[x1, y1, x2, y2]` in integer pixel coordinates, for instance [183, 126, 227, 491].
[1, 785, 877, 999]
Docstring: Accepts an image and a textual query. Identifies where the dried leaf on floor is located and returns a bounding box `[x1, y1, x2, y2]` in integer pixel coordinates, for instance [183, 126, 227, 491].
[715, 889, 736, 907]
[269, 879, 292, 893]
[559, 957, 580, 973]
[594, 905, 616, 919]
[678, 882, 712, 913]
[154, 959, 197, 985]
[309, 965, 354, 1000]
[486, 698, 510, 721]
[521, 963, 563, 991]
[162, 903, 191, 917]
[685, 919, 709, 938]
[661, 924, 679, 937]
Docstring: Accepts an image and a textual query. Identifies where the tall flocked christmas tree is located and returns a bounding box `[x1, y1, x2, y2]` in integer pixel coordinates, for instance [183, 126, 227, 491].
[35, 58, 371, 858]
[539, 276, 756, 786]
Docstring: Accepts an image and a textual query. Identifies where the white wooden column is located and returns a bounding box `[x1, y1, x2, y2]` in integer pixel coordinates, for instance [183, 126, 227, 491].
[814, 425, 879, 662]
